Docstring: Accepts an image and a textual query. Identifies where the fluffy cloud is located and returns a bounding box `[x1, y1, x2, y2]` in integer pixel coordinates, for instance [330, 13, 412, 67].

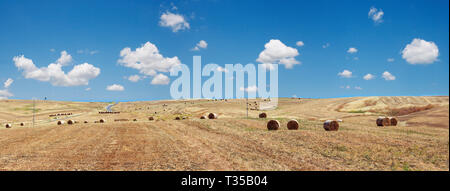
[368, 7, 384, 23]
[0, 89, 13, 100]
[296, 41, 304, 47]
[118, 42, 180, 85]
[13, 52, 100, 87]
[106, 84, 124, 91]
[118, 42, 180, 76]
[216, 66, 228, 73]
[338, 70, 353, 78]
[354, 86, 362, 90]
[341, 85, 351, 89]
[387, 58, 395, 62]
[192, 40, 208, 51]
[322, 43, 330, 48]
[256, 39, 300, 69]
[159, 11, 190, 32]
[128, 75, 142, 82]
[347, 47, 358, 54]
[363, 73, 375, 80]
[151, 74, 170, 85]
[56, 51, 72, 66]
[382, 71, 396, 81]
[240, 85, 258, 93]
[4, 78, 13, 88]
[402, 38, 439, 65]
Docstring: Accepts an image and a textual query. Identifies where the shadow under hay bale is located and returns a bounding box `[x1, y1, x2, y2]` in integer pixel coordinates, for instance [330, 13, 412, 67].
[84, 121, 88, 123]
[200, 116, 206, 119]
[133, 119, 137, 121]
[259, 113, 267, 118]
[5, 123, 12, 128]
[68, 120, 76, 125]
[57, 120, 65, 125]
[287, 119, 299, 130]
[376, 117, 390, 126]
[148, 117, 154, 121]
[323, 120, 339, 131]
[389, 117, 398, 126]
[208, 113, 218, 119]
[99, 119, 105, 123]
[20, 122, 24, 126]
[175, 116, 181, 120]
[267, 120, 280, 130]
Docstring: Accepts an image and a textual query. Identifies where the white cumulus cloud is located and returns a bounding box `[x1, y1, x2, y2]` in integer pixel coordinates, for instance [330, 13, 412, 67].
[240, 85, 258, 93]
[118, 42, 180, 77]
[382, 71, 396, 81]
[347, 47, 358, 54]
[387, 58, 395, 62]
[56, 51, 72, 66]
[363, 73, 375, 80]
[106, 84, 124, 91]
[0, 89, 13, 100]
[159, 11, 190, 32]
[151, 73, 170, 85]
[256, 39, 300, 69]
[368, 7, 384, 23]
[296, 41, 304, 47]
[216, 66, 228, 73]
[192, 40, 208, 51]
[128, 75, 142, 82]
[13, 52, 100, 87]
[338, 70, 353, 78]
[402, 38, 439, 65]
[4, 78, 13, 88]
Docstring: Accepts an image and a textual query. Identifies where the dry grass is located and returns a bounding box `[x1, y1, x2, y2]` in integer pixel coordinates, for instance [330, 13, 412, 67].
[386, 104, 434, 116]
[0, 96, 448, 171]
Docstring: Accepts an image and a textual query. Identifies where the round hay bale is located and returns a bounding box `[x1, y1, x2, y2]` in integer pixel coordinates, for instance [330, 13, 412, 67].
[99, 119, 105, 123]
[84, 121, 88, 123]
[133, 119, 137, 121]
[175, 116, 181, 120]
[57, 120, 65, 125]
[20, 122, 24, 126]
[287, 119, 299, 130]
[323, 120, 339, 131]
[259, 113, 267, 118]
[389, 117, 398, 126]
[5, 123, 12, 128]
[208, 113, 218, 119]
[67, 120, 76, 125]
[200, 116, 206, 119]
[376, 117, 390, 126]
[182, 116, 187, 120]
[148, 116, 154, 121]
[267, 120, 280, 131]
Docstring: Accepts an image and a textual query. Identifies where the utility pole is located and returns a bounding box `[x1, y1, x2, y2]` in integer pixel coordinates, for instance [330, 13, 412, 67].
[246, 96, 248, 119]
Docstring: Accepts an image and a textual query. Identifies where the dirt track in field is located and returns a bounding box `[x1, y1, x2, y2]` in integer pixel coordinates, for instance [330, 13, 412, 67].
[0, 96, 448, 171]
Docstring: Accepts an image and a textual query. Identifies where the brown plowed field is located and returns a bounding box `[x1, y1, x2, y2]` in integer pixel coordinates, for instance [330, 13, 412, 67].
[0, 96, 448, 171]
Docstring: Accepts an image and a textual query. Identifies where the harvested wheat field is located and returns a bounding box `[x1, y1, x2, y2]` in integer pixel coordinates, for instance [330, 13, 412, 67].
[0, 96, 448, 171]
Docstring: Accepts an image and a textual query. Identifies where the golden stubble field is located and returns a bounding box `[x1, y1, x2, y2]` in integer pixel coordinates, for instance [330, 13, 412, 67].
[0, 96, 448, 171]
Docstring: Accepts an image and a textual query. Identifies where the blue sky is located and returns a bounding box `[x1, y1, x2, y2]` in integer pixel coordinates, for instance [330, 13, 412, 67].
[0, 0, 448, 102]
